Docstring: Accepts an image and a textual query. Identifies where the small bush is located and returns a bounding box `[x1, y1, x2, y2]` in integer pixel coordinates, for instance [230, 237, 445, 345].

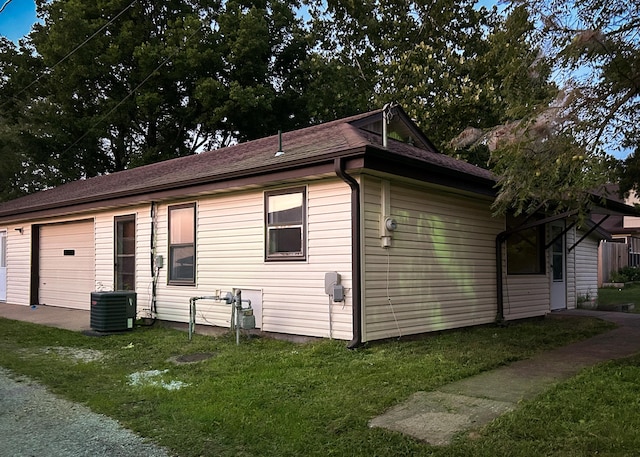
[611, 266, 640, 283]
[620, 266, 640, 282]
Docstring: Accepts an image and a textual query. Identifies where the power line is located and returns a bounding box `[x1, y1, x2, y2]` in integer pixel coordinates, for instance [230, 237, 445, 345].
[0, 0, 137, 110]
[0, 0, 13, 15]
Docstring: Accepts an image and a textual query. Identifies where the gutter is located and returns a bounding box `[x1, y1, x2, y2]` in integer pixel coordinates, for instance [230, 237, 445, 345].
[334, 157, 362, 349]
[0, 149, 369, 222]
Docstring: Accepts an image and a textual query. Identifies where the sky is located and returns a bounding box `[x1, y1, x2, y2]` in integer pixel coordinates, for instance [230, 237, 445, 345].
[0, 0, 37, 42]
[0, 0, 501, 44]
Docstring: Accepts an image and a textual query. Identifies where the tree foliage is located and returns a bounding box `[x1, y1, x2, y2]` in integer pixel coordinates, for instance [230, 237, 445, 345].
[515, 0, 640, 199]
[0, 0, 328, 199]
[310, 1, 560, 176]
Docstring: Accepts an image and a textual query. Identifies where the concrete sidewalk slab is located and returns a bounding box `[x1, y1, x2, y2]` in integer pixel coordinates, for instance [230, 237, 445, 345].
[370, 310, 640, 446]
[369, 391, 515, 446]
[0, 303, 91, 332]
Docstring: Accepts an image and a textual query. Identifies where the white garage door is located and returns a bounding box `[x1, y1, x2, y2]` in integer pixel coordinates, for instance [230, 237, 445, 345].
[39, 220, 95, 310]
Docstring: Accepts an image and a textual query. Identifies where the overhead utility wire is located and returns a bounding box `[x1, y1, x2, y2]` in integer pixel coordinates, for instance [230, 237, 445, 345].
[57, 25, 204, 159]
[0, 0, 138, 110]
[0, 0, 14, 15]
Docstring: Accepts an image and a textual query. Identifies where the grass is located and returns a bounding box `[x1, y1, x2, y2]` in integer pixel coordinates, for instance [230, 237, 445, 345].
[598, 283, 640, 311]
[449, 356, 640, 456]
[0, 315, 631, 457]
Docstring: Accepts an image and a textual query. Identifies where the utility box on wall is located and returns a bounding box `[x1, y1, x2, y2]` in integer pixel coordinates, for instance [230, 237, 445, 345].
[90, 291, 137, 332]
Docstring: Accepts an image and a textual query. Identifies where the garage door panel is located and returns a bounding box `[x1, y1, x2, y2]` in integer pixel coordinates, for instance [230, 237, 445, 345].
[38, 287, 93, 306]
[39, 221, 95, 310]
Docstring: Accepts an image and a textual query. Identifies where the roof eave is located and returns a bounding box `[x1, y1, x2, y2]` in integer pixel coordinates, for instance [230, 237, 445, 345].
[363, 145, 497, 197]
[0, 147, 370, 222]
[588, 194, 640, 217]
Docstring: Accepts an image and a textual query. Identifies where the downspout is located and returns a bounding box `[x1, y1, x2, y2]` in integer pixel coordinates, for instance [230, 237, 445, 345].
[335, 158, 362, 349]
[495, 231, 508, 323]
[150, 202, 158, 317]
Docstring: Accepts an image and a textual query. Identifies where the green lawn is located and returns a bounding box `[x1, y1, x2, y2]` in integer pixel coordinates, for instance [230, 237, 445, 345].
[598, 283, 640, 310]
[0, 316, 634, 456]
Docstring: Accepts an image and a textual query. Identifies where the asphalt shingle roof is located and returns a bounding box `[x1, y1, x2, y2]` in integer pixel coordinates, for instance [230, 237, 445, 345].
[0, 109, 495, 219]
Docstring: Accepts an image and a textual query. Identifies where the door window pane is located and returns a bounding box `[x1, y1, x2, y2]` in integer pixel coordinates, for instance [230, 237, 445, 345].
[552, 226, 564, 281]
[0, 233, 5, 268]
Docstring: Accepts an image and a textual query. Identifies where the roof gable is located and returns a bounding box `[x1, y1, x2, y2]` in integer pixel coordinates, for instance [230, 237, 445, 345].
[349, 105, 437, 152]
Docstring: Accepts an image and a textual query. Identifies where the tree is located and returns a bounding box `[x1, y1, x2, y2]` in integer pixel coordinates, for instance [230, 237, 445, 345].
[309, 2, 557, 155]
[2, 0, 627, 219]
[0, 0, 221, 197]
[439, 3, 623, 217]
[514, 0, 640, 199]
[0, 0, 325, 200]
[197, 0, 320, 143]
[312, 1, 591, 217]
[308, 0, 506, 146]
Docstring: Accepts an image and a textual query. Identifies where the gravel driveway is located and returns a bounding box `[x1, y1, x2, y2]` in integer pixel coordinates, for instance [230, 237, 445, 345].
[0, 367, 173, 457]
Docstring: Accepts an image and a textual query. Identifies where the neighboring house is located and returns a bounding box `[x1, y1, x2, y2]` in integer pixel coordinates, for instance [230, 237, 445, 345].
[0, 106, 634, 346]
[594, 188, 640, 284]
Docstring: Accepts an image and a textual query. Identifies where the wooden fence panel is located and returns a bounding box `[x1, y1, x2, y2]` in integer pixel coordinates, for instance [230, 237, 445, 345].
[598, 241, 629, 286]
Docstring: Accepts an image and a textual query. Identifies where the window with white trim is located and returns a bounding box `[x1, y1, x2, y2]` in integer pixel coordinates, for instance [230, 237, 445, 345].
[168, 203, 196, 284]
[265, 187, 306, 261]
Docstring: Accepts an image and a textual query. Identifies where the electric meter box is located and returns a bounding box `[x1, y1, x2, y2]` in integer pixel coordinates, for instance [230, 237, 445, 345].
[90, 291, 137, 332]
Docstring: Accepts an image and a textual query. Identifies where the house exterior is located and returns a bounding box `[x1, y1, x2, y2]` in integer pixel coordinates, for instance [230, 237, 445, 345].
[0, 106, 632, 345]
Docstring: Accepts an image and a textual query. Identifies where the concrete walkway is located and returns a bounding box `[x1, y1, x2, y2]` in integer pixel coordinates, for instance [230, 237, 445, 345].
[0, 303, 92, 332]
[370, 309, 640, 445]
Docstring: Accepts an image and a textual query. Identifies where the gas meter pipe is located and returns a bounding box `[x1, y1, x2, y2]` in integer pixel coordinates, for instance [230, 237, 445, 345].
[188, 295, 228, 340]
[234, 289, 241, 345]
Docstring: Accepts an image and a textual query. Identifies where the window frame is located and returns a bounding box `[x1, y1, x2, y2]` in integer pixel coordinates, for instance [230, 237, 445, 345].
[506, 214, 546, 276]
[168, 203, 196, 285]
[264, 187, 307, 262]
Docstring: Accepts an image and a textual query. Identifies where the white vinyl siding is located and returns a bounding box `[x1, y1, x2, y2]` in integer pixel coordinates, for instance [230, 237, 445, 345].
[503, 225, 598, 317]
[502, 274, 550, 319]
[361, 177, 503, 342]
[574, 229, 599, 305]
[5, 226, 31, 306]
[39, 220, 95, 310]
[152, 179, 353, 340]
[3, 208, 152, 316]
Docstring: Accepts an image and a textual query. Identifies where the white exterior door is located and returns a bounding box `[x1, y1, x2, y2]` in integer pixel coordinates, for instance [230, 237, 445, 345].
[39, 221, 95, 309]
[0, 230, 6, 302]
[550, 223, 566, 310]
